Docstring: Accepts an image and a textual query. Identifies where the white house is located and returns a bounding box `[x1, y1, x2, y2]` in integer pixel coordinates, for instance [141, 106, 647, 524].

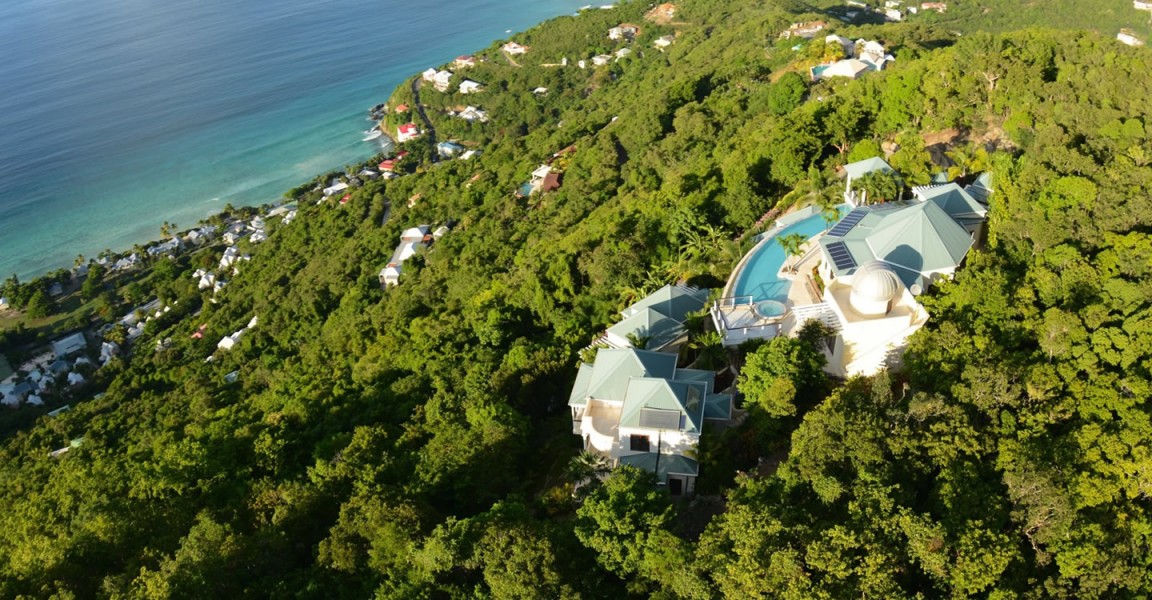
[396, 123, 421, 142]
[502, 41, 529, 54]
[380, 225, 432, 287]
[568, 348, 732, 496]
[608, 24, 638, 41]
[431, 70, 454, 92]
[1118, 29, 1145, 47]
[458, 79, 483, 94]
[457, 106, 489, 123]
[323, 182, 349, 197]
[591, 54, 613, 66]
[813, 58, 874, 80]
[455, 55, 477, 67]
[421, 67, 438, 82]
[654, 35, 675, 49]
[1134, 0, 1151, 9]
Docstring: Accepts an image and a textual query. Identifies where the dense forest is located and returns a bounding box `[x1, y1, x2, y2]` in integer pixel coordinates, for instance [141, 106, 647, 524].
[2, 0, 1152, 597]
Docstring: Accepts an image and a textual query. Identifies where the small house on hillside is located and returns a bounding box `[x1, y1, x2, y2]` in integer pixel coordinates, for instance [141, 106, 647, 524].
[458, 79, 483, 94]
[1118, 29, 1145, 47]
[568, 348, 732, 497]
[502, 42, 529, 54]
[604, 285, 709, 352]
[380, 225, 432, 287]
[455, 55, 477, 67]
[780, 20, 827, 39]
[396, 123, 421, 142]
[654, 35, 675, 49]
[608, 24, 639, 41]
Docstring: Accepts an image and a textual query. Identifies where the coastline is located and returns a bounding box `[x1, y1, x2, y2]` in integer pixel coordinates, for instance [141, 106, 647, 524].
[0, 0, 593, 281]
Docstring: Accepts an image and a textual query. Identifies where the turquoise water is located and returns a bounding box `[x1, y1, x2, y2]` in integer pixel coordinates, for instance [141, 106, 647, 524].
[0, 0, 590, 279]
[731, 213, 836, 303]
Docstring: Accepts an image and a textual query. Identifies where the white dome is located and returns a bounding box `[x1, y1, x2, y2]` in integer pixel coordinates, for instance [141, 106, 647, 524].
[851, 261, 903, 303]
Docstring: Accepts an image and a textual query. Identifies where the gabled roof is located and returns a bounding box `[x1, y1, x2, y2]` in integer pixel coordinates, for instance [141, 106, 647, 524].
[606, 307, 685, 351]
[570, 348, 678, 405]
[965, 172, 993, 204]
[704, 393, 733, 420]
[619, 377, 706, 433]
[621, 285, 708, 320]
[843, 156, 894, 180]
[915, 183, 987, 229]
[569, 363, 595, 406]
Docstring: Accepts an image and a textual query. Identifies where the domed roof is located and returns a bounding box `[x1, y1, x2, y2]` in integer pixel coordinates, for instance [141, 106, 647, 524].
[851, 261, 903, 302]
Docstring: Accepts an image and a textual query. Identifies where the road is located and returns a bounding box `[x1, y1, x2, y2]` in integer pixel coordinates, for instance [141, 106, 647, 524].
[408, 78, 440, 163]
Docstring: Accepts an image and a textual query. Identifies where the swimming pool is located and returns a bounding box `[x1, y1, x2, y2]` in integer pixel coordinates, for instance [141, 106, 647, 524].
[730, 208, 844, 303]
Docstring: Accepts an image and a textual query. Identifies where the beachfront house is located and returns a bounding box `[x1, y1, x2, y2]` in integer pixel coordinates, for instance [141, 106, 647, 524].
[455, 55, 477, 67]
[602, 285, 709, 352]
[396, 123, 421, 142]
[568, 348, 732, 496]
[380, 225, 432, 287]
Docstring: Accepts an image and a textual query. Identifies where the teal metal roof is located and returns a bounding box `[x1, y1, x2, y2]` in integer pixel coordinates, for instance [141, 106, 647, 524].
[916, 183, 987, 229]
[704, 393, 733, 420]
[965, 172, 993, 204]
[820, 200, 975, 286]
[606, 307, 685, 351]
[569, 363, 594, 406]
[619, 377, 706, 433]
[619, 452, 700, 477]
[570, 349, 678, 406]
[843, 156, 894, 180]
[622, 285, 708, 321]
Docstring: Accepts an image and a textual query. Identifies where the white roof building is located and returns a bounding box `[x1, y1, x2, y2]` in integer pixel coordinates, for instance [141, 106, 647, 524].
[459, 79, 483, 94]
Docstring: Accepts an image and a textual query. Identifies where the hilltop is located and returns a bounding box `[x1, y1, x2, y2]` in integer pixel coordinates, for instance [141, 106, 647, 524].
[1, 0, 1152, 597]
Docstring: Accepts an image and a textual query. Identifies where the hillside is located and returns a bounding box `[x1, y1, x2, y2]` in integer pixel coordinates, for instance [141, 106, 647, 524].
[2, 0, 1152, 597]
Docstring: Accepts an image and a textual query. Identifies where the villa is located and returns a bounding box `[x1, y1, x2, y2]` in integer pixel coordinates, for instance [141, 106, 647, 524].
[396, 123, 421, 142]
[810, 39, 895, 81]
[608, 24, 639, 41]
[601, 284, 709, 352]
[568, 348, 732, 496]
[780, 20, 827, 39]
[711, 157, 989, 376]
[458, 79, 483, 94]
[502, 42, 529, 55]
[455, 55, 477, 68]
[380, 225, 432, 287]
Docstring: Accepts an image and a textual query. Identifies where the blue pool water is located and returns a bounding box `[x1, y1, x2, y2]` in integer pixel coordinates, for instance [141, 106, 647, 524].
[731, 211, 840, 303]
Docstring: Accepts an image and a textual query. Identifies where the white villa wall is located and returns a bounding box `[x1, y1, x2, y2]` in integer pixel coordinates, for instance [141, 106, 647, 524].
[616, 426, 698, 459]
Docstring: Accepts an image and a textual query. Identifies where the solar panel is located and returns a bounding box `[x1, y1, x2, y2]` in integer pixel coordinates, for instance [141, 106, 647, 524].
[825, 241, 857, 271]
[639, 408, 682, 430]
[826, 208, 868, 237]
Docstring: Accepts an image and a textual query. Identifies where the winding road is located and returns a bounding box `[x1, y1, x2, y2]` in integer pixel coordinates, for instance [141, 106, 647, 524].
[409, 78, 440, 163]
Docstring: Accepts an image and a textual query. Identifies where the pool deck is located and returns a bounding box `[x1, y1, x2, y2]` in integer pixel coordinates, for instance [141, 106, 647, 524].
[713, 205, 844, 345]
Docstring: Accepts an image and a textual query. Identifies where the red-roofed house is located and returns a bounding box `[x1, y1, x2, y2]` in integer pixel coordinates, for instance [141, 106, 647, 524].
[396, 123, 421, 142]
[455, 55, 477, 67]
[395, 104, 409, 113]
[340, 194, 351, 205]
[379, 160, 397, 172]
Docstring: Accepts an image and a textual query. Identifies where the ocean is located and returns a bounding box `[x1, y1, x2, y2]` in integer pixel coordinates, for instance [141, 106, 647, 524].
[0, 0, 591, 280]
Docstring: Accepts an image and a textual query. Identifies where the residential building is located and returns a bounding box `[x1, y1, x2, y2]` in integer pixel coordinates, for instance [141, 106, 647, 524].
[1135, 0, 1152, 10]
[396, 123, 421, 142]
[455, 55, 477, 67]
[437, 141, 466, 158]
[842, 156, 896, 205]
[603, 285, 709, 352]
[380, 225, 432, 287]
[458, 79, 483, 94]
[502, 41, 529, 54]
[780, 20, 827, 39]
[51, 332, 87, 358]
[457, 106, 489, 123]
[608, 24, 639, 41]
[568, 348, 732, 496]
[431, 70, 453, 92]
[1118, 29, 1145, 46]
[920, 2, 947, 11]
[654, 35, 675, 49]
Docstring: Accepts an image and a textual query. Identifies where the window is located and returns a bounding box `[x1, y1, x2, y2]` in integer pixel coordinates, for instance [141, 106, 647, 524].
[629, 435, 650, 452]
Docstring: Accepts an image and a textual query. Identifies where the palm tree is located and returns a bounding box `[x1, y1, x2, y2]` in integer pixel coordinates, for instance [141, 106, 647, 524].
[851, 171, 901, 204]
[945, 145, 990, 181]
[567, 450, 611, 492]
[777, 232, 808, 273]
[688, 330, 727, 371]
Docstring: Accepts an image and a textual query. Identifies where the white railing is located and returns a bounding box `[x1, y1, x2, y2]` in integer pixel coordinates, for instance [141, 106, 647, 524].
[789, 302, 841, 331]
[715, 295, 754, 309]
